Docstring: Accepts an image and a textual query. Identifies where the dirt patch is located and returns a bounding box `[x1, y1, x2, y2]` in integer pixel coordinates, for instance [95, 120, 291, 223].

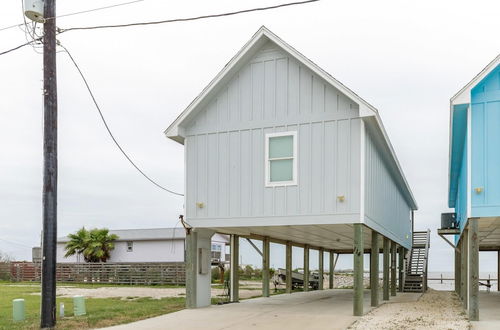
[349, 289, 471, 330]
[29, 286, 261, 300]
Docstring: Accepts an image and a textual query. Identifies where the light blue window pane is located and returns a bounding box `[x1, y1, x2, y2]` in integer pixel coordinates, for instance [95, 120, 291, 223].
[269, 135, 293, 158]
[270, 159, 293, 182]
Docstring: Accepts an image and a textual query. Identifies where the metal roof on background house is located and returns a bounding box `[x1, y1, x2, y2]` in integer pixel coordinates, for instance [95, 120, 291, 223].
[164, 26, 417, 210]
[57, 228, 187, 243]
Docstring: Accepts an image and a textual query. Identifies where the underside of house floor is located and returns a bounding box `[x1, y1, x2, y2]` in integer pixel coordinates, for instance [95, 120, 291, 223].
[102, 289, 421, 330]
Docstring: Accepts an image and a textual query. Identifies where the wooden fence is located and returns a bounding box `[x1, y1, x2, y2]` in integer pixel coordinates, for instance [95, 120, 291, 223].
[0, 262, 185, 285]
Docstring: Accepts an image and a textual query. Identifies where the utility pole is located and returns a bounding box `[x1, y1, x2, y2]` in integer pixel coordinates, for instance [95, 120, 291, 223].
[41, 0, 58, 328]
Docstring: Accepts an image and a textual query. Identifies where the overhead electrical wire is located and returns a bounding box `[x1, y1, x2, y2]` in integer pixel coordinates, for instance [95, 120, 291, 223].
[0, 237, 32, 249]
[0, 0, 146, 32]
[0, 38, 41, 56]
[0, 0, 321, 193]
[58, 43, 184, 196]
[57, 0, 320, 33]
[1, 0, 320, 56]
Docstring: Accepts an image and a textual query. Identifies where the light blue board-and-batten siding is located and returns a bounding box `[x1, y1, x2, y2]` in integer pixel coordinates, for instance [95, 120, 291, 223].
[364, 129, 412, 248]
[181, 39, 413, 249]
[183, 42, 362, 225]
[471, 65, 500, 218]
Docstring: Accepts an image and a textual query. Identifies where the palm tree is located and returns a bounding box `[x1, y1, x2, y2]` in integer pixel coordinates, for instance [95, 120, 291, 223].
[64, 227, 89, 262]
[84, 228, 118, 262]
[64, 227, 118, 262]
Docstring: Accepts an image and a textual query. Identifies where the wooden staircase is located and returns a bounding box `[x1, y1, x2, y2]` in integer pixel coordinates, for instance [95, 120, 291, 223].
[403, 230, 430, 292]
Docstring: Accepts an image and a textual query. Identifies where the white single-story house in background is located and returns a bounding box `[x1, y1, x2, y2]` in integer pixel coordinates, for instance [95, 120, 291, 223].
[56, 228, 229, 263]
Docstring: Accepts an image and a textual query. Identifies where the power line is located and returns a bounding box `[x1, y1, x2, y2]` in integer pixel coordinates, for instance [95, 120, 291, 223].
[0, 0, 146, 32]
[58, 0, 320, 33]
[0, 237, 32, 249]
[0, 38, 41, 56]
[1, 0, 319, 57]
[58, 43, 184, 196]
[52, 0, 145, 20]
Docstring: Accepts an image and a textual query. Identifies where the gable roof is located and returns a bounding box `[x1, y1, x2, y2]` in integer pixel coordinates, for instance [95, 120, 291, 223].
[451, 53, 500, 106]
[164, 26, 417, 210]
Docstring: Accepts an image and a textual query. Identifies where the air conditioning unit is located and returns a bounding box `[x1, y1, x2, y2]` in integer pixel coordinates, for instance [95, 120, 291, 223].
[441, 213, 457, 229]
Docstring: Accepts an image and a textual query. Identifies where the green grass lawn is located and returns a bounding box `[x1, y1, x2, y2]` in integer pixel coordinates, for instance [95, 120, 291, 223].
[0, 283, 185, 330]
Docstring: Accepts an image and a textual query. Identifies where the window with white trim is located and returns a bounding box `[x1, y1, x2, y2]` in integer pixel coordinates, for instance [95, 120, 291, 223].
[265, 131, 297, 186]
[126, 241, 133, 252]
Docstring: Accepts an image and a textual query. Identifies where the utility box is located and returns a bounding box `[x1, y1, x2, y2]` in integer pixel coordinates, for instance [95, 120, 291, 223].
[32, 247, 41, 263]
[24, 0, 45, 23]
[198, 248, 209, 275]
[441, 213, 457, 229]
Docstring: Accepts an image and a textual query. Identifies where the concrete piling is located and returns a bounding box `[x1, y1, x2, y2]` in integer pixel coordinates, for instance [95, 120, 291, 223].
[185, 231, 198, 308]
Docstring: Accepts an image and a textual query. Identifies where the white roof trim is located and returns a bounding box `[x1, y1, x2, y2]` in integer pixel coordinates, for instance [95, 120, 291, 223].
[451, 53, 500, 106]
[164, 26, 416, 209]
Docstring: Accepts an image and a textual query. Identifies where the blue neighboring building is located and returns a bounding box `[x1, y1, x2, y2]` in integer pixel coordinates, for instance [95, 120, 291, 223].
[447, 54, 500, 320]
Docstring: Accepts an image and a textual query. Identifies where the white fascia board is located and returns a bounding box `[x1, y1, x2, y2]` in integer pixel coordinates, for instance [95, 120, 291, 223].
[164, 26, 379, 143]
[451, 53, 500, 106]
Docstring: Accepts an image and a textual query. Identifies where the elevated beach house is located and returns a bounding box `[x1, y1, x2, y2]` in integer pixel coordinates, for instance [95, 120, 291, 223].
[441, 54, 500, 320]
[165, 27, 417, 315]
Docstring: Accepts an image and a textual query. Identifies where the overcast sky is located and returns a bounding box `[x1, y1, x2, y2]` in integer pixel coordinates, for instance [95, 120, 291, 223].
[1, 0, 499, 272]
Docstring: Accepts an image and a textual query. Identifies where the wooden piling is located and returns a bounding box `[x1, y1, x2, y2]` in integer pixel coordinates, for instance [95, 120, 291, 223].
[286, 242, 292, 294]
[497, 250, 500, 292]
[383, 237, 390, 301]
[398, 246, 404, 292]
[230, 234, 240, 302]
[262, 236, 270, 297]
[304, 245, 310, 292]
[461, 229, 468, 309]
[319, 248, 324, 290]
[469, 219, 479, 321]
[353, 224, 364, 316]
[370, 230, 379, 307]
[455, 246, 461, 295]
[329, 250, 334, 289]
[391, 242, 397, 296]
